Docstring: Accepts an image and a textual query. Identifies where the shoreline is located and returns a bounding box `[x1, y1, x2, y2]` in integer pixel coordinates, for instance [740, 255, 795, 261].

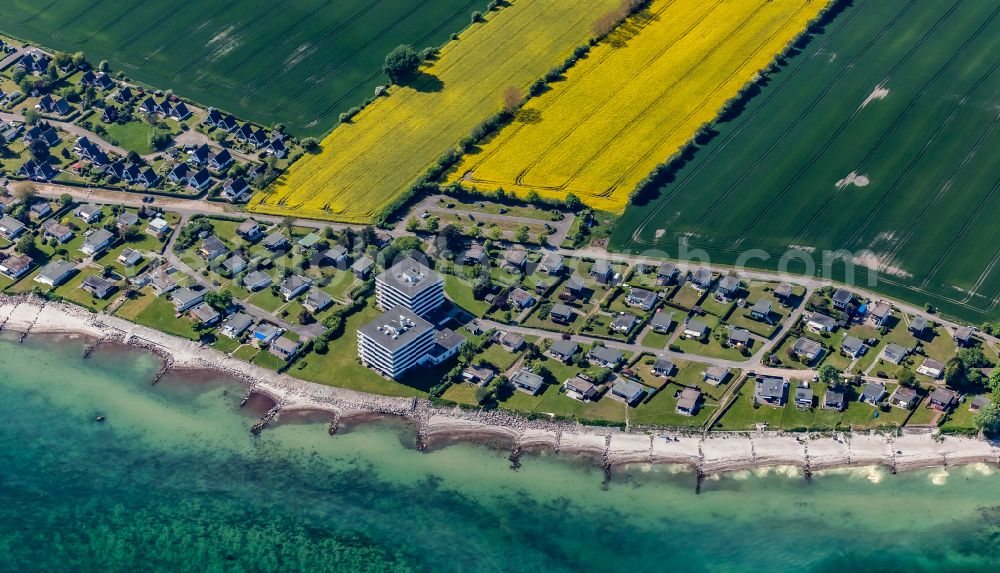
[2, 294, 998, 477]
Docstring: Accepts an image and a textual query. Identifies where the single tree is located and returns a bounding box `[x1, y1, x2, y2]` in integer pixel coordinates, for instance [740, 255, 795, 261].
[382, 45, 421, 85]
[502, 85, 522, 113]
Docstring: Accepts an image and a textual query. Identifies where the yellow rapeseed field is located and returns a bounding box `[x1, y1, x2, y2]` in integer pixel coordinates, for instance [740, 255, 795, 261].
[450, 0, 828, 213]
[249, 0, 620, 223]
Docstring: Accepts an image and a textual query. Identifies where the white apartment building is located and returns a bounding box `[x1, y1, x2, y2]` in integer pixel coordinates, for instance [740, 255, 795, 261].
[375, 257, 444, 317]
[357, 308, 435, 380]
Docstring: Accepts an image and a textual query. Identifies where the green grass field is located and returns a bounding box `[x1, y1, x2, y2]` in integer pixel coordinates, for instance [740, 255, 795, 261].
[0, 0, 479, 137]
[612, 0, 1000, 324]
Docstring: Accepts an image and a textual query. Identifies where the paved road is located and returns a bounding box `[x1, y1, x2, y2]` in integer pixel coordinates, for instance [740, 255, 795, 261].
[0, 48, 25, 71]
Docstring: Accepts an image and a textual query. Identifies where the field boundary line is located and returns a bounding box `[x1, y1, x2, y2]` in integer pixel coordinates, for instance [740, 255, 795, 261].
[623, 0, 889, 248]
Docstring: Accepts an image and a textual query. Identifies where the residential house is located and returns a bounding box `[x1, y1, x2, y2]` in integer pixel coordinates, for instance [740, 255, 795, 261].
[611, 379, 645, 406]
[154, 100, 172, 117]
[221, 254, 247, 275]
[242, 270, 272, 291]
[953, 326, 974, 347]
[728, 327, 751, 348]
[459, 245, 486, 266]
[146, 217, 171, 238]
[198, 235, 228, 260]
[269, 336, 302, 362]
[508, 287, 535, 310]
[750, 299, 773, 323]
[204, 108, 222, 127]
[279, 274, 312, 301]
[188, 168, 212, 191]
[167, 163, 190, 184]
[683, 318, 708, 340]
[249, 128, 270, 148]
[824, 387, 847, 411]
[908, 315, 928, 336]
[34, 259, 76, 286]
[970, 396, 991, 413]
[189, 143, 211, 165]
[688, 268, 713, 290]
[80, 228, 115, 256]
[794, 386, 814, 409]
[503, 250, 527, 273]
[868, 301, 892, 327]
[116, 211, 139, 231]
[117, 248, 142, 267]
[147, 268, 178, 296]
[221, 312, 253, 339]
[539, 253, 564, 275]
[262, 231, 289, 251]
[104, 106, 121, 123]
[29, 201, 52, 218]
[841, 335, 865, 358]
[18, 159, 57, 181]
[756, 376, 788, 407]
[222, 177, 250, 201]
[136, 168, 160, 188]
[676, 388, 702, 416]
[563, 376, 598, 401]
[171, 102, 191, 120]
[318, 245, 348, 269]
[716, 276, 741, 299]
[234, 123, 254, 142]
[93, 72, 114, 90]
[652, 357, 675, 377]
[882, 343, 907, 365]
[496, 331, 525, 352]
[0, 254, 33, 279]
[80, 275, 117, 299]
[171, 287, 205, 312]
[303, 289, 334, 313]
[208, 149, 233, 171]
[138, 97, 157, 115]
[265, 136, 287, 158]
[928, 388, 958, 411]
[427, 328, 467, 366]
[550, 303, 574, 324]
[656, 262, 678, 286]
[703, 365, 730, 386]
[773, 282, 794, 303]
[832, 288, 854, 310]
[75, 203, 103, 223]
[916, 358, 945, 379]
[461, 365, 495, 386]
[113, 87, 134, 104]
[589, 260, 612, 283]
[510, 370, 545, 396]
[792, 337, 823, 364]
[0, 216, 25, 240]
[888, 386, 918, 410]
[37, 94, 70, 115]
[625, 287, 658, 311]
[548, 339, 578, 363]
[41, 220, 74, 243]
[252, 323, 283, 347]
[649, 310, 674, 334]
[806, 312, 837, 333]
[588, 346, 622, 368]
[351, 256, 374, 278]
[610, 313, 637, 334]
[562, 274, 585, 300]
[236, 219, 264, 241]
[190, 303, 221, 326]
[23, 124, 60, 147]
[859, 382, 886, 405]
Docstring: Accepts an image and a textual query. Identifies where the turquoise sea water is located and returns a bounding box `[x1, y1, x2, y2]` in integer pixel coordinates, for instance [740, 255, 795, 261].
[2, 333, 999, 572]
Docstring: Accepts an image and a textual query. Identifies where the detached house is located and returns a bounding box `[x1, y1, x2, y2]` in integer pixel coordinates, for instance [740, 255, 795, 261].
[510, 370, 545, 396]
[0, 254, 33, 279]
[589, 260, 612, 283]
[588, 346, 622, 368]
[625, 287, 658, 311]
[209, 149, 233, 171]
[755, 376, 788, 407]
[689, 268, 713, 290]
[649, 310, 674, 334]
[80, 228, 115, 256]
[656, 262, 678, 286]
[279, 274, 312, 301]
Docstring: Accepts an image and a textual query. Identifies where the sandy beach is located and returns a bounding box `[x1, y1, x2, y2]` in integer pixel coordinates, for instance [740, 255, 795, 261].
[2, 294, 998, 476]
